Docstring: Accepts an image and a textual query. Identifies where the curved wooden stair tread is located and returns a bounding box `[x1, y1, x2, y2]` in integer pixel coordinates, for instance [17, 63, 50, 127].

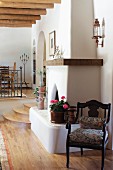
[23, 102, 37, 112]
[2, 102, 36, 125]
[13, 108, 29, 115]
[3, 112, 31, 124]
[23, 103, 37, 108]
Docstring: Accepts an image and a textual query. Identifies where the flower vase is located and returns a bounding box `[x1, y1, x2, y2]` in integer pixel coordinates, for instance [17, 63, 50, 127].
[36, 96, 44, 110]
[36, 86, 46, 110]
[50, 110, 65, 124]
[38, 86, 46, 93]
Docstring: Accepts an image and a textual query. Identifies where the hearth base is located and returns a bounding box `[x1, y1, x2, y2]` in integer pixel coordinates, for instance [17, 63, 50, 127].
[29, 107, 79, 153]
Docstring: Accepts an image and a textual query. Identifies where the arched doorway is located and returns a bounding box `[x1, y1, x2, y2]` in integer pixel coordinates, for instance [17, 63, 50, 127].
[36, 31, 46, 87]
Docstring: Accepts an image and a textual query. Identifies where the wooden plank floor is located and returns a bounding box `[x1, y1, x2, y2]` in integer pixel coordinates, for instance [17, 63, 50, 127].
[0, 89, 113, 170]
[0, 120, 113, 170]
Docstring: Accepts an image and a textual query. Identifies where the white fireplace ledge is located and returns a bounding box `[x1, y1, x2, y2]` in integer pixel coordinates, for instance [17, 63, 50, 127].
[29, 107, 79, 153]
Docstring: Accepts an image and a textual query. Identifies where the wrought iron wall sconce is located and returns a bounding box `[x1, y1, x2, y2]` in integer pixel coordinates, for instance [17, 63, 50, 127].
[92, 18, 105, 47]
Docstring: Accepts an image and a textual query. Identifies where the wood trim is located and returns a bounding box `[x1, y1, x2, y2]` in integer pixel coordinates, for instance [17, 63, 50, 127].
[0, 23, 32, 27]
[0, 8, 46, 15]
[0, 14, 41, 20]
[0, 0, 60, 27]
[45, 59, 103, 66]
[64, 59, 103, 66]
[0, 2, 54, 9]
[0, 19, 36, 24]
[0, 0, 61, 3]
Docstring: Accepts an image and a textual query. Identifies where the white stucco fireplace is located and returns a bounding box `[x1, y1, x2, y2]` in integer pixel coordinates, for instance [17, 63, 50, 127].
[47, 66, 68, 107]
[30, 59, 103, 153]
[47, 60, 102, 107]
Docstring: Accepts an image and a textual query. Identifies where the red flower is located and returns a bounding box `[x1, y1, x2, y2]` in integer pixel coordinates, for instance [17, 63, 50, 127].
[54, 100, 58, 103]
[61, 96, 65, 100]
[50, 100, 58, 104]
[49, 96, 69, 112]
[63, 104, 69, 109]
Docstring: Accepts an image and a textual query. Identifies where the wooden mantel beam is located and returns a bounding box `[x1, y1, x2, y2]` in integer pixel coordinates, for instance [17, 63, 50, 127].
[45, 59, 103, 66]
[0, 14, 41, 20]
[0, 0, 61, 3]
[0, 2, 54, 9]
[0, 8, 46, 15]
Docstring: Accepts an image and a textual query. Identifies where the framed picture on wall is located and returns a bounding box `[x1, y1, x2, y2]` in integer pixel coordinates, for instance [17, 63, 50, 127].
[49, 30, 56, 56]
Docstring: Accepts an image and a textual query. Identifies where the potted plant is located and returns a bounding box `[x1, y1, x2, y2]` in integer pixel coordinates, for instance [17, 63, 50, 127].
[34, 69, 46, 110]
[49, 96, 69, 123]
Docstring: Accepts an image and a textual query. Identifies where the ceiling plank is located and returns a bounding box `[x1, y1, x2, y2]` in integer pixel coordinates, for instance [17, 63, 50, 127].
[0, 14, 41, 20]
[0, 8, 46, 15]
[0, 23, 32, 27]
[0, 19, 36, 24]
[0, 0, 61, 28]
[0, 0, 61, 3]
[0, 2, 54, 9]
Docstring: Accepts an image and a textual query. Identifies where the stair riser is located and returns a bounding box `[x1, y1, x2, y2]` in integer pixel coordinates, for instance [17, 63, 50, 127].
[3, 113, 30, 124]
[14, 111, 29, 117]
[24, 106, 30, 112]
[4, 119, 31, 129]
[14, 113, 29, 119]
[3, 102, 35, 126]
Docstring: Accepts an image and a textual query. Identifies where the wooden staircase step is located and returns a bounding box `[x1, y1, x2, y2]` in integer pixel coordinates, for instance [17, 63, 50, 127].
[23, 102, 37, 112]
[2, 101, 37, 127]
[13, 108, 29, 115]
[3, 112, 31, 125]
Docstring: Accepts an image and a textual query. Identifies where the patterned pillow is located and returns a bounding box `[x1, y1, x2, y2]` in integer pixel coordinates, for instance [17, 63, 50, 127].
[79, 116, 105, 130]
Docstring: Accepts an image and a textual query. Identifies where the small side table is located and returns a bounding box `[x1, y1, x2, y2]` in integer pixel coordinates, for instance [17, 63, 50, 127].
[67, 106, 77, 124]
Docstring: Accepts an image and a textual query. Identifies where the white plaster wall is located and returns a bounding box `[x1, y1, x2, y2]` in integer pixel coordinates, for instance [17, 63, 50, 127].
[32, 0, 71, 61]
[67, 66, 101, 106]
[31, 0, 71, 89]
[71, 0, 97, 59]
[93, 0, 113, 149]
[47, 66, 68, 109]
[31, 0, 101, 107]
[0, 27, 32, 86]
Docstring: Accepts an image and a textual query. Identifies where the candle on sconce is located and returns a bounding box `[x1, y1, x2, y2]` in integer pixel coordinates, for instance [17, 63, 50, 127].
[102, 18, 105, 38]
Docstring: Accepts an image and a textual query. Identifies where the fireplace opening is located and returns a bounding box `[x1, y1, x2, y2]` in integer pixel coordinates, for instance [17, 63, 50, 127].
[55, 89, 59, 100]
[51, 84, 59, 101]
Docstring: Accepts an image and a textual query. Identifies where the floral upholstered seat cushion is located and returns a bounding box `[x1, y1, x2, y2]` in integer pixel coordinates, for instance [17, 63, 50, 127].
[69, 128, 108, 145]
[79, 116, 105, 130]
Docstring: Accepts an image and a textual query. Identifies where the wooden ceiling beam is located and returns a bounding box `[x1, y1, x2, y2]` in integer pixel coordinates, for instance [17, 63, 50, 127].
[0, 19, 36, 24]
[0, 14, 41, 20]
[0, 0, 61, 4]
[0, 2, 54, 9]
[0, 0, 61, 28]
[0, 23, 32, 27]
[0, 8, 46, 15]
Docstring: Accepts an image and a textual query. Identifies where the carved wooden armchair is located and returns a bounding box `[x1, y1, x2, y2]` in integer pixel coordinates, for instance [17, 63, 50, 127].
[66, 100, 111, 170]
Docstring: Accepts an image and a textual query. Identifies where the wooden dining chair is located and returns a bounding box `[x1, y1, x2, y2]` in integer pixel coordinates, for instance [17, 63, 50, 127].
[66, 100, 111, 170]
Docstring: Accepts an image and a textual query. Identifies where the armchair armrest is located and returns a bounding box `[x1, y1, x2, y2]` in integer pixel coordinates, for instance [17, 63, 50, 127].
[66, 122, 71, 135]
[102, 121, 109, 144]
